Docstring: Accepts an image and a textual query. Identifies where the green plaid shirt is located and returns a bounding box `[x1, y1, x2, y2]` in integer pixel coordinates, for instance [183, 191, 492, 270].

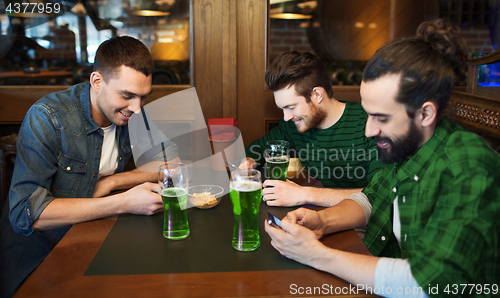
[362, 117, 500, 296]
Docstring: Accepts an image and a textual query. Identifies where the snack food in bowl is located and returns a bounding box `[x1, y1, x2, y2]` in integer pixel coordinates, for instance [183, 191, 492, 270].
[188, 185, 224, 209]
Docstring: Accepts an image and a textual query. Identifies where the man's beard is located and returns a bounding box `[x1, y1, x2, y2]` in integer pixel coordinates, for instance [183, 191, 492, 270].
[376, 121, 423, 164]
[296, 102, 327, 133]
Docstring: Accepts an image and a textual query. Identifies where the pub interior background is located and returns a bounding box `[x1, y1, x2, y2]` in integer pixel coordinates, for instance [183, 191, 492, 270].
[1, 0, 500, 211]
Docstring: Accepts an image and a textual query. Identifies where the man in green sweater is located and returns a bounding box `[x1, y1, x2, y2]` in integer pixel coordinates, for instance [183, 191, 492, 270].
[240, 51, 383, 207]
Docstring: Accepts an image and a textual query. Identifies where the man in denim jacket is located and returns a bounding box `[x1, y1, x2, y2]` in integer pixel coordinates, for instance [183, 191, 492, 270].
[0, 36, 179, 297]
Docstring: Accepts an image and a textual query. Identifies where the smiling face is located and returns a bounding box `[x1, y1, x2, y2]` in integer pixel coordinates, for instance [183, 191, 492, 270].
[90, 65, 152, 127]
[274, 85, 327, 133]
[360, 74, 423, 163]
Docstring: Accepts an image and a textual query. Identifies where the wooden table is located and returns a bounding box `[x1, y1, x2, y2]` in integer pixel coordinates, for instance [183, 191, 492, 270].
[14, 221, 375, 297]
[13, 171, 377, 298]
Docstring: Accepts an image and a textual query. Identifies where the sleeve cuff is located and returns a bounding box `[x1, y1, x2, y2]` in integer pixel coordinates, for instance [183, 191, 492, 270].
[374, 257, 429, 298]
[345, 192, 372, 226]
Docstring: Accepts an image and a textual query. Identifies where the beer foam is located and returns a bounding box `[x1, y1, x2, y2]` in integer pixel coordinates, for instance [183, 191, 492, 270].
[230, 181, 262, 192]
[161, 187, 188, 196]
[265, 156, 290, 163]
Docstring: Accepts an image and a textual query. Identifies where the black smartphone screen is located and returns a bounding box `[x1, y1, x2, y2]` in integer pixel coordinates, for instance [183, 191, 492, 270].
[266, 212, 282, 228]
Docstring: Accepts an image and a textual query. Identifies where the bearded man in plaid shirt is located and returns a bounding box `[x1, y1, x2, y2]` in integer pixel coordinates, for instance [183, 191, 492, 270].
[265, 19, 500, 298]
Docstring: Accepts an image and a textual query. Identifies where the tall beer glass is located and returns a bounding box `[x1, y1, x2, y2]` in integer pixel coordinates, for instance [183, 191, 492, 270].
[229, 169, 262, 251]
[158, 163, 190, 240]
[265, 140, 290, 181]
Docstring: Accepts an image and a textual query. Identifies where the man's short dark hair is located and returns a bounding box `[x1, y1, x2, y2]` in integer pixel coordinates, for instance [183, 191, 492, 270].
[265, 51, 334, 103]
[93, 36, 154, 82]
[362, 19, 468, 118]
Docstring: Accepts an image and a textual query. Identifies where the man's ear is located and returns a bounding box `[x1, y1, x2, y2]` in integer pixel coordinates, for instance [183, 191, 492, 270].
[89, 71, 103, 93]
[419, 101, 437, 128]
[311, 87, 325, 104]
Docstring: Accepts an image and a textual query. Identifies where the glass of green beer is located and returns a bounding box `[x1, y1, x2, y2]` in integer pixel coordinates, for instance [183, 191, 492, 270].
[265, 140, 290, 181]
[158, 162, 190, 240]
[229, 168, 263, 251]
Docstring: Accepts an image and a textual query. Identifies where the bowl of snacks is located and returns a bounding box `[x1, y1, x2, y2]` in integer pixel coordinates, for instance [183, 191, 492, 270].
[188, 185, 224, 209]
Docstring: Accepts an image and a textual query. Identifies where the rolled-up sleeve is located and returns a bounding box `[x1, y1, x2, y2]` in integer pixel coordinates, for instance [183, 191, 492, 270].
[8, 105, 59, 235]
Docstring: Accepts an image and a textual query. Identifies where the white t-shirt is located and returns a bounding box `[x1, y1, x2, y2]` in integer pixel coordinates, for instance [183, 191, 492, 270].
[98, 124, 119, 179]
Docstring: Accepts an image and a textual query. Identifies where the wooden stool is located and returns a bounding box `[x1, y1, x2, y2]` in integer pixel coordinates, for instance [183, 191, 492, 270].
[0, 133, 17, 213]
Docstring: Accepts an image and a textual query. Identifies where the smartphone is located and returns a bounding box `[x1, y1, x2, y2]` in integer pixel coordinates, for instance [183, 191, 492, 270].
[266, 212, 282, 229]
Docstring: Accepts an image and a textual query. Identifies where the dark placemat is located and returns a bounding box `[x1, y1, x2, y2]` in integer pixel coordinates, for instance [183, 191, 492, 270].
[85, 190, 308, 276]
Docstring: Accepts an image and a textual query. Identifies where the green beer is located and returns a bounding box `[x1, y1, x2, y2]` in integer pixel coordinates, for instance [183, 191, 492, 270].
[161, 187, 190, 240]
[230, 180, 262, 251]
[266, 156, 290, 181]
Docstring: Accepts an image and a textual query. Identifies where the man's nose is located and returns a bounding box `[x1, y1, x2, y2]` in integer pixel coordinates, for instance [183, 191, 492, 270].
[129, 98, 142, 114]
[283, 110, 294, 122]
[365, 117, 380, 138]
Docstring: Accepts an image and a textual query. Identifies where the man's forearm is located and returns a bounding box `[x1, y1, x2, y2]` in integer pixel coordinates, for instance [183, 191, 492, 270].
[32, 194, 125, 231]
[318, 198, 367, 235]
[33, 181, 162, 231]
[311, 245, 379, 288]
[304, 187, 363, 207]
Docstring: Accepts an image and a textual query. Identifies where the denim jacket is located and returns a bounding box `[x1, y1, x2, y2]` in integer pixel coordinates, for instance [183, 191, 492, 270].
[1, 82, 179, 297]
[8, 82, 132, 235]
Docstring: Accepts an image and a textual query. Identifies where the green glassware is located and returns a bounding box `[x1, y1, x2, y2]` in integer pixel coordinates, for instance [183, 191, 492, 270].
[229, 169, 262, 251]
[159, 163, 190, 240]
[265, 140, 290, 181]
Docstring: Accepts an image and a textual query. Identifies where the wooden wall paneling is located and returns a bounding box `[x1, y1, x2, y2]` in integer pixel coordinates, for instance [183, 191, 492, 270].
[0, 86, 69, 124]
[313, 0, 390, 61]
[333, 86, 362, 104]
[192, 0, 225, 121]
[146, 85, 193, 103]
[222, 0, 238, 118]
[0, 85, 190, 125]
[236, 0, 268, 147]
[265, 89, 279, 119]
[392, 0, 439, 39]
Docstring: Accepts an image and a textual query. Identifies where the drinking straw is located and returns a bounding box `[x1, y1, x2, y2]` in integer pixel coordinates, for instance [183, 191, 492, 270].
[141, 107, 167, 162]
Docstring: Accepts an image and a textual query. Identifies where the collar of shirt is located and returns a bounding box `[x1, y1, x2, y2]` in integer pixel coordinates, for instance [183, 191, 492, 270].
[394, 117, 455, 184]
[79, 82, 102, 135]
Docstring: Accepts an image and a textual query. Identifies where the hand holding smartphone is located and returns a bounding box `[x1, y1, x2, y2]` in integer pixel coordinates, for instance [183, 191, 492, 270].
[266, 212, 282, 229]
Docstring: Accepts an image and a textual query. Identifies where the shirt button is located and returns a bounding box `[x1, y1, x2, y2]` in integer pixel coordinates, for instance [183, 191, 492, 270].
[404, 234, 407, 241]
[66, 167, 71, 171]
[402, 196, 406, 203]
[96, 146, 100, 149]
[93, 174, 97, 178]
[119, 157, 122, 160]
[381, 236, 386, 241]
[392, 187, 397, 193]
[414, 175, 419, 181]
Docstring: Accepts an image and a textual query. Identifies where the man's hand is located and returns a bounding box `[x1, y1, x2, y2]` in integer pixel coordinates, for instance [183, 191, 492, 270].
[285, 207, 326, 239]
[262, 179, 308, 206]
[122, 182, 164, 215]
[266, 211, 379, 287]
[239, 157, 257, 169]
[265, 215, 328, 268]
